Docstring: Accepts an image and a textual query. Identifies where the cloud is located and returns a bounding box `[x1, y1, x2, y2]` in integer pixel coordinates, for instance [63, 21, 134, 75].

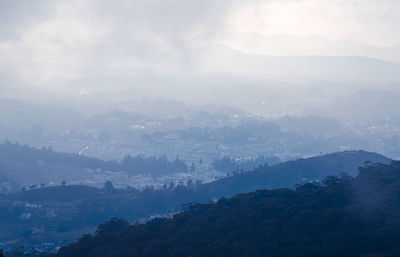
[0, 0, 399, 81]
[0, 0, 56, 40]
[0, 0, 235, 80]
[223, 0, 400, 45]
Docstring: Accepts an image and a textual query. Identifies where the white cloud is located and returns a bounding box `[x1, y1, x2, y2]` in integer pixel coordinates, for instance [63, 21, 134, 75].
[224, 0, 400, 46]
[0, 0, 399, 81]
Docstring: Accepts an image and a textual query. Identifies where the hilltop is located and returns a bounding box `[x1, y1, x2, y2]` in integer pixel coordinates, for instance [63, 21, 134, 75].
[198, 150, 390, 198]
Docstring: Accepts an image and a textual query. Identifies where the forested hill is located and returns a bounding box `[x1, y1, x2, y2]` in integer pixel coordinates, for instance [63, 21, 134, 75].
[52, 161, 400, 257]
[0, 150, 390, 251]
[198, 150, 390, 198]
[0, 142, 188, 191]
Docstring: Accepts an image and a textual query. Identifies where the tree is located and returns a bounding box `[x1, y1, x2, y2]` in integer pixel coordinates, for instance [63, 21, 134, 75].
[323, 176, 340, 186]
[187, 179, 194, 188]
[96, 218, 129, 236]
[104, 181, 114, 193]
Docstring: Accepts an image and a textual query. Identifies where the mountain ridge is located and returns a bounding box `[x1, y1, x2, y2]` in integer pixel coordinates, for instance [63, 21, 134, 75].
[193, 44, 400, 82]
[198, 150, 390, 198]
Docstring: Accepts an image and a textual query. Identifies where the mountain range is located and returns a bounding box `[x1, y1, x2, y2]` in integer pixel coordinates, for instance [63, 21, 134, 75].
[194, 45, 400, 82]
[224, 34, 400, 62]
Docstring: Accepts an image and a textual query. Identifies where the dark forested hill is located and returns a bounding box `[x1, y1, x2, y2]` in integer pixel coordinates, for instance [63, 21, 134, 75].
[198, 150, 390, 199]
[0, 149, 390, 253]
[0, 142, 107, 190]
[52, 161, 400, 257]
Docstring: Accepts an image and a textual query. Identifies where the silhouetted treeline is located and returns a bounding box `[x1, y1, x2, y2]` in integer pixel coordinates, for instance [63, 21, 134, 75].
[50, 161, 400, 257]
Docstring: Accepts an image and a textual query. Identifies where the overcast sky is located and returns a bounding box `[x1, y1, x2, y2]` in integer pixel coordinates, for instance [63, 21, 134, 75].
[1, 0, 400, 81]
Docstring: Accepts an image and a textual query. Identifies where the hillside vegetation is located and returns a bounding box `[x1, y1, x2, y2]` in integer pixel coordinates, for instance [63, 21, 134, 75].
[0, 150, 390, 252]
[53, 161, 400, 257]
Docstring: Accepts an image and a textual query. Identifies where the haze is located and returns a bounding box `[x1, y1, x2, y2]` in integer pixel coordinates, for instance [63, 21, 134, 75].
[0, 0, 399, 157]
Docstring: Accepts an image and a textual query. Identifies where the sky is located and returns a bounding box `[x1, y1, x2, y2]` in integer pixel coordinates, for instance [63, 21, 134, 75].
[0, 0, 400, 82]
